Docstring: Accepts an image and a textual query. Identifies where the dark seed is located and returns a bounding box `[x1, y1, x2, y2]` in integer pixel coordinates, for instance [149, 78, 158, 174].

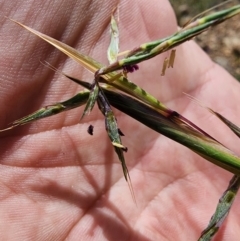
[87, 125, 94, 135]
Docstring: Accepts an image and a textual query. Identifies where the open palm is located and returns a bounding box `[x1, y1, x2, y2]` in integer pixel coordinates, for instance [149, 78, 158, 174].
[0, 0, 240, 240]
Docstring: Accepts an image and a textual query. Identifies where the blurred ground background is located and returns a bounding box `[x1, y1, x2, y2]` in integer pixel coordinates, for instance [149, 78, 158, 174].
[169, 0, 240, 80]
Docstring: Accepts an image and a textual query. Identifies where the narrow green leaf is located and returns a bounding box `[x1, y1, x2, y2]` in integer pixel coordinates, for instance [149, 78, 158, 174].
[195, 105, 240, 240]
[97, 89, 135, 202]
[0, 90, 89, 132]
[97, 90, 128, 172]
[198, 175, 240, 241]
[104, 89, 240, 175]
[98, 5, 240, 75]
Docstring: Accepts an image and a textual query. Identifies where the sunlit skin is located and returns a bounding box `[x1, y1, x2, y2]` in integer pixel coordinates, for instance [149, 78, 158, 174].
[0, 0, 240, 240]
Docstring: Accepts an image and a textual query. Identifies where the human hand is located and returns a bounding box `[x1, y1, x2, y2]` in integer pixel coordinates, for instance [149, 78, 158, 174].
[0, 0, 240, 240]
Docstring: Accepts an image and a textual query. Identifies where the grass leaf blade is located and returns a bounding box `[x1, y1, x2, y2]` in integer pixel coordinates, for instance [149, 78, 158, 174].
[0, 90, 89, 132]
[8, 18, 101, 73]
[198, 175, 240, 241]
[104, 89, 240, 175]
[97, 89, 135, 202]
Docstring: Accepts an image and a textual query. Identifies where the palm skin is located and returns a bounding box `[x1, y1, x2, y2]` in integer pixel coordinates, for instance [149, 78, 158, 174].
[0, 0, 240, 240]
